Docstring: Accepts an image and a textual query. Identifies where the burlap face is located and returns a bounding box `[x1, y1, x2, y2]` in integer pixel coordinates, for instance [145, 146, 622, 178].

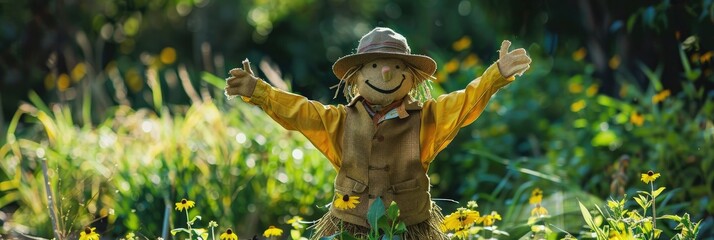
[354, 58, 414, 106]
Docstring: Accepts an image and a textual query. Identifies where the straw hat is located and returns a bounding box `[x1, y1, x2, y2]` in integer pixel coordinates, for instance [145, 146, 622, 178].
[332, 27, 437, 80]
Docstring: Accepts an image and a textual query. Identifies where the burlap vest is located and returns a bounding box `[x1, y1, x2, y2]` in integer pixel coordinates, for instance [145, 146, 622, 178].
[331, 100, 431, 227]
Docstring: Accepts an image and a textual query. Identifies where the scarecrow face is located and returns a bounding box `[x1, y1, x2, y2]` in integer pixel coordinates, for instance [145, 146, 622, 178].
[355, 58, 414, 106]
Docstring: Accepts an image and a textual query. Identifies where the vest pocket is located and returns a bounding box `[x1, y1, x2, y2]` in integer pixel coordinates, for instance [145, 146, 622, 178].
[390, 178, 419, 194]
[336, 175, 368, 194]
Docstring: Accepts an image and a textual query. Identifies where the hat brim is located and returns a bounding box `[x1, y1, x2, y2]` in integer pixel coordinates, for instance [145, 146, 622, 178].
[332, 52, 437, 80]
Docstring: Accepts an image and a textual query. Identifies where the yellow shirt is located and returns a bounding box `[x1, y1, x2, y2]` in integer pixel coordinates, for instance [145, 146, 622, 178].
[242, 62, 513, 171]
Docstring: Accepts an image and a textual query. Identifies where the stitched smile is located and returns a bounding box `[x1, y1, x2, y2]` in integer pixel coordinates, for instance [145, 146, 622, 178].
[365, 74, 406, 94]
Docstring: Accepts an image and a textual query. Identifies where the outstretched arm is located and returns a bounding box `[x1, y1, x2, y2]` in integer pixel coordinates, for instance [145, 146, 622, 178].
[419, 41, 531, 169]
[225, 60, 345, 169]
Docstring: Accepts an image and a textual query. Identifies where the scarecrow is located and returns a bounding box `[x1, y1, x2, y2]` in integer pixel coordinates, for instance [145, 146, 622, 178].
[225, 27, 531, 239]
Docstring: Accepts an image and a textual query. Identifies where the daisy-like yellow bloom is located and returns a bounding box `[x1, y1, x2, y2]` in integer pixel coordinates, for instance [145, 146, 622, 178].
[530, 204, 549, 217]
[609, 55, 621, 70]
[586, 84, 599, 97]
[263, 225, 283, 238]
[477, 211, 502, 226]
[444, 59, 460, 74]
[641, 170, 661, 184]
[334, 193, 360, 210]
[219, 228, 238, 240]
[652, 89, 671, 104]
[79, 227, 100, 240]
[701, 51, 713, 63]
[453, 227, 470, 239]
[630, 111, 644, 126]
[529, 188, 543, 204]
[442, 207, 480, 232]
[570, 100, 586, 112]
[287, 216, 303, 229]
[452, 36, 472, 52]
[568, 82, 584, 93]
[175, 198, 195, 211]
[572, 47, 587, 61]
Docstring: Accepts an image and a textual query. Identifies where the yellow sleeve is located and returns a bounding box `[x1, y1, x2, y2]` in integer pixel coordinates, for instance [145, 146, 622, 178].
[242, 80, 345, 169]
[419, 62, 514, 170]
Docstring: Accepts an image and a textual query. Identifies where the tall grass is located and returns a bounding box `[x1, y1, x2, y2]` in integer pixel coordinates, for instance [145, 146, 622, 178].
[0, 83, 335, 238]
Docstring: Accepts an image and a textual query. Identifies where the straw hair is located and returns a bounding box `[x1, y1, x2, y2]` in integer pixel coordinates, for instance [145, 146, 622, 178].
[309, 203, 448, 240]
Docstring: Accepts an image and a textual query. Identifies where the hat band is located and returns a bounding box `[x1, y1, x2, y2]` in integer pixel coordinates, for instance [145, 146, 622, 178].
[358, 41, 409, 54]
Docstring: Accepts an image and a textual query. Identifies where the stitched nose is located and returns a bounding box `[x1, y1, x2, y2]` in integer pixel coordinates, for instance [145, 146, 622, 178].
[381, 66, 392, 82]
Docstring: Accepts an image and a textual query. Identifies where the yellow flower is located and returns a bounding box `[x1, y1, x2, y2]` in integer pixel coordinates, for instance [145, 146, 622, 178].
[219, 228, 238, 240]
[160, 47, 177, 64]
[445, 59, 460, 74]
[630, 111, 644, 126]
[454, 227, 470, 239]
[462, 54, 480, 68]
[531, 224, 546, 233]
[477, 211, 501, 226]
[79, 227, 100, 240]
[609, 55, 621, 70]
[609, 229, 635, 240]
[641, 170, 661, 184]
[263, 225, 283, 238]
[701, 51, 713, 63]
[452, 36, 472, 52]
[572, 47, 587, 61]
[529, 188, 543, 204]
[57, 73, 71, 92]
[586, 84, 599, 96]
[287, 216, 303, 229]
[607, 199, 619, 210]
[334, 193, 360, 210]
[530, 204, 549, 217]
[175, 198, 195, 211]
[71, 62, 87, 82]
[442, 207, 480, 231]
[652, 89, 671, 104]
[568, 82, 583, 93]
[570, 100, 586, 112]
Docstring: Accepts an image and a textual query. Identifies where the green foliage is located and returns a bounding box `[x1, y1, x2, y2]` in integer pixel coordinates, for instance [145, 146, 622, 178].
[579, 173, 702, 240]
[0, 85, 335, 237]
[1, 0, 713, 238]
[322, 199, 406, 240]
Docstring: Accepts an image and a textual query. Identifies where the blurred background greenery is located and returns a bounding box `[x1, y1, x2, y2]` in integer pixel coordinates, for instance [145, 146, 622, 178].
[1, 0, 713, 239]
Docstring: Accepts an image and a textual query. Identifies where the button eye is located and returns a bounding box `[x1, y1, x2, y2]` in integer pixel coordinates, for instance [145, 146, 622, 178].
[372, 63, 377, 68]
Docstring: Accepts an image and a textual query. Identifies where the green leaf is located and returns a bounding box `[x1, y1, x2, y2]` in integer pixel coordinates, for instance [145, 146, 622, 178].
[202, 71, 226, 89]
[394, 222, 406, 234]
[659, 214, 682, 222]
[578, 201, 607, 239]
[377, 216, 390, 232]
[592, 130, 618, 147]
[637, 191, 651, 196]
[627, 13, 638, 32]
[291, 229, 301, 240]
[634, 195, 648, 209]
[170, 228, 190, 235]
[653, 187, 666, 198]
[367, 197, 386, 230]
[28, 90, 51, 114]
[387, 201, 400, 220]
[189, 215, 202, 224]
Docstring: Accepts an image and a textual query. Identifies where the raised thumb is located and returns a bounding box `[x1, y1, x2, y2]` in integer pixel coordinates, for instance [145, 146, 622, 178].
[242, 59, 254, 76]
